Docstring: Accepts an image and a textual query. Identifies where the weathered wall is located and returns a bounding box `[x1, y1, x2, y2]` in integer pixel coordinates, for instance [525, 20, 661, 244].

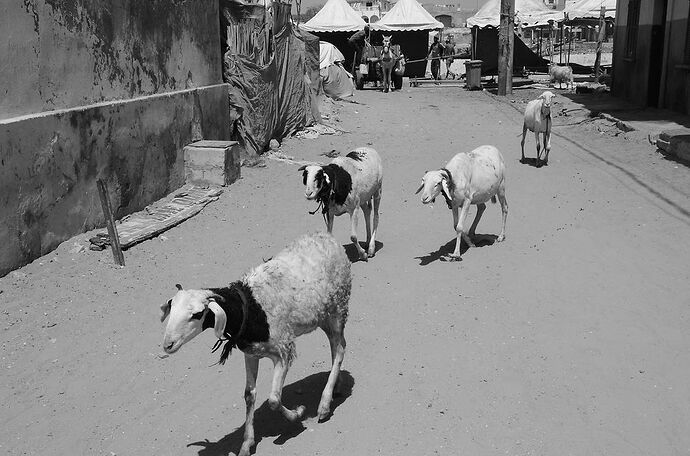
[1, 0, 222, 119]
[0, 0, 230, 276]
[660, 1, 690, 113]
[0, 85, 230, 276]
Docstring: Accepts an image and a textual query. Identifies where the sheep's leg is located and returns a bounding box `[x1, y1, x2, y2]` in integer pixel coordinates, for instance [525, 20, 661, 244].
[268, 358, 305, 422]
[239, 355, 260, 456]
[496, 184, 508, 242]
[543, 128, 551, 165]
[318, 325, 346, 421]
[449, 202, 474, 260]
[468, 203, 486, 237]
[534, 131, 542, 167]
[350, 210, 367, 261]
[368, 188, 381, 257]
[361, 201, 372, 252]
[520, 124, 527, 161]
[325, 211, 335, 233]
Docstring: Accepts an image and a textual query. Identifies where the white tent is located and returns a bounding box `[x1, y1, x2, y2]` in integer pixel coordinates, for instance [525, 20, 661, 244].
[564, 0, 616, 19]
[319, 41, 346, 69]
[372, 0, 443, 31]
[300, 0, 366, 32]
[467, 0, 561, 28]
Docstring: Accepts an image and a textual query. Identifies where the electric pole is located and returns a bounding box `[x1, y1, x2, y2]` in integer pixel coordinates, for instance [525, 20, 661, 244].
[498, 0, 515, 95]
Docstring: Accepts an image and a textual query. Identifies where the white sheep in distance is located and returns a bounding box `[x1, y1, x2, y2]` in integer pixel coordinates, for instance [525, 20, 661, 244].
[549, 63, 574, 91]
[416, 145, 508, 261]
[521, 91, 554, 167]
[160, 232, 351, 456]
[299, 147, 383, 261]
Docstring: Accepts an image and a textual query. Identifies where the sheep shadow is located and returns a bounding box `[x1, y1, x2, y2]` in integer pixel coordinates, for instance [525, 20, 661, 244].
[415, 235, 497, 265]
[519, 157, 548, 168]
[189, 370, 354, 456]
[344, 241, 384, 262]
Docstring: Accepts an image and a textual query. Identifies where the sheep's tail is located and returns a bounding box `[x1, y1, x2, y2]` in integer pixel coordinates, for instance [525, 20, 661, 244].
[491, 195, 497, 204]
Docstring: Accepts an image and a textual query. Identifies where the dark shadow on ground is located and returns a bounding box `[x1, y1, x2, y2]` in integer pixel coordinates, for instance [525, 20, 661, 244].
[190, 371, 354, 456]
[415, 235, 497, 265]
[344, 241, 383, 262]
[519, 157, 548, 168]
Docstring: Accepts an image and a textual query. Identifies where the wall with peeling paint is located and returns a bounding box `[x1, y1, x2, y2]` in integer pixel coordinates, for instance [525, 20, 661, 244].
[0, 1, 230, 276]
[1, 0, 222, 120]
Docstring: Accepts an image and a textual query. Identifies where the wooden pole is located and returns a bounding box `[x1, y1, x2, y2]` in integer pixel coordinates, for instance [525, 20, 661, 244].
[96, 179, 125, 267]
[498, 0, 514, 95]
[593, 6, 606, 78]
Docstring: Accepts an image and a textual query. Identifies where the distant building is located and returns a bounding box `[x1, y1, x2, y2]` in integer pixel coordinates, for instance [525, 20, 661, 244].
[348, 0, 392, 22]
[423, 1, 475, 27]
[612, 0, 689, 113]
[543, 0, 566, 10]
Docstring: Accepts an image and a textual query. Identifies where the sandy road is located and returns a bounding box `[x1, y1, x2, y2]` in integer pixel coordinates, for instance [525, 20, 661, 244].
[1, 87, 689, 456]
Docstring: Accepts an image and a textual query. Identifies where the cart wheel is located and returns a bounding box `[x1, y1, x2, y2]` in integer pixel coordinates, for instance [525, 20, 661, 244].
[355, 72, 364, 90]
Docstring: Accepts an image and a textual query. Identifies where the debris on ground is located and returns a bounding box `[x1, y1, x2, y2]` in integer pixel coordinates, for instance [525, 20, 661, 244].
[321, 149, 340, 158]
[269, 139, 281, 151]
[294, 123, 343, 140]
[242, 156, 267, 168]
[89, 185, 222, 251]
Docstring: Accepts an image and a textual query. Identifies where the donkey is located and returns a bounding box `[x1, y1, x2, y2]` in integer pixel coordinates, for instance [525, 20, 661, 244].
[380, 35, 399, 93]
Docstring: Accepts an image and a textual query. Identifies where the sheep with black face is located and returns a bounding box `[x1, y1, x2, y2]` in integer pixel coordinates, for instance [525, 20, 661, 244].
[160, 232, 351, 456]
[299, 147, 383, 261]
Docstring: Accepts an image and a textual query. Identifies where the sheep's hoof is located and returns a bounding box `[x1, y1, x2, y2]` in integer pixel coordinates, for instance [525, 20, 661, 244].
[496, 234, 505, 243]
[317, 405, 332, 422]
[358, 252, 369, 262]
[445, 254, 462, 262]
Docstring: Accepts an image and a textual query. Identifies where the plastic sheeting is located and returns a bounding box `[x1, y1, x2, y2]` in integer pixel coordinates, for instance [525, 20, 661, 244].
[320, 41, 345, 69]
[372, 0, 443, 31]
[221, 0, 319, 156]
[321, 64, 355, 99]
[300, 0, 366, 32]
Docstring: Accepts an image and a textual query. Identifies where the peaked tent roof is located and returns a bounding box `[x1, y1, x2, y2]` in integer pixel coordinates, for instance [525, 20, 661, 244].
[300, 0, 367, 32]
[372, 0, 444, 31]
[564, 0, 616, 19]
[467, 0, 561, 28]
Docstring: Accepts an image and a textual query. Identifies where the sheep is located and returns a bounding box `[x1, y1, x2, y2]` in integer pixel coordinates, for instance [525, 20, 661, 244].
[299, 147, 383, 261]
[521, 91, 554, 167]
[160, 232, 351, 456]
[548, 63, 574, 91]
[415, 145, 508, 261]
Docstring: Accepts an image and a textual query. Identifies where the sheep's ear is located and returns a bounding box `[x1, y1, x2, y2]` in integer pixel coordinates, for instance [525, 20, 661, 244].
[160, 299, 171, 323]
[415, 183, 424, 194]
[440, 178, 451, 199]
[323, 173, 331, 185]
[207, 300, 227, 339]
[175, 284, 183, 290]
[298, 165, 307, 171]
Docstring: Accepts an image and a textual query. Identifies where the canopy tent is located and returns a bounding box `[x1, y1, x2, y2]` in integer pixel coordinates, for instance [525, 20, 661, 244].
[319, 41, 346, 69]
[467, 0, 561, 28]
[371, 0, 443, 31]
[564, 0, 616, 19]
[300, 0, 366, 32]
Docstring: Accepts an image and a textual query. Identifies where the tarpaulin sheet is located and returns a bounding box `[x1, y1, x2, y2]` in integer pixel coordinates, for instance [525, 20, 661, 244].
[321, 63, 354, 99]
[320, 41, 345, 69]
[221, 0, 319, 156]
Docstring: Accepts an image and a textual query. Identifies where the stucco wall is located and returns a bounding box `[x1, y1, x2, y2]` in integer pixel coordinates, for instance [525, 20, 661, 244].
[660, 1, 690, 113]
[1, 0, 222, 120]
[0, 0, 230, 276]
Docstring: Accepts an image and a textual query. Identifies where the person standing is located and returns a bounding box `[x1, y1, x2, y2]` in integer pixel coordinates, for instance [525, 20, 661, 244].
[443, 37, 456, 79]
[427, 35, 444, 81]
[348, 24, 370, 74]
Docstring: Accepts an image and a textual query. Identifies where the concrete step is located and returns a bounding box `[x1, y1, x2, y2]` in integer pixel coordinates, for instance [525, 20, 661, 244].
[184, 140, 241, 186]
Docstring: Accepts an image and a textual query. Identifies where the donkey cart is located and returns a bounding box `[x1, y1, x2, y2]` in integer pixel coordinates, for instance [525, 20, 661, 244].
[355, 43, 404, 91]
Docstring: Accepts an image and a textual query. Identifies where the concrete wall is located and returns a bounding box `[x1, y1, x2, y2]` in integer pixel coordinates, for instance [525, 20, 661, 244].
[660, 0, 690, 113]
[0, 1, 229, 276]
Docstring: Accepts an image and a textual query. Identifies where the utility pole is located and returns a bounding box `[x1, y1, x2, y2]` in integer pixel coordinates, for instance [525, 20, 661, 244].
[593, 6, 606, 78]
[498, 0, 515, 95]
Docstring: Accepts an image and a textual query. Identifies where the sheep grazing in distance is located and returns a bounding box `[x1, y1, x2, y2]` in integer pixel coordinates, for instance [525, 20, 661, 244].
[299, 147, 383, 261]
[521, 91, 554, 167]
[160, 232, 351, 456]
[416, 145, 508, 261]
[548, 63, 574, 91]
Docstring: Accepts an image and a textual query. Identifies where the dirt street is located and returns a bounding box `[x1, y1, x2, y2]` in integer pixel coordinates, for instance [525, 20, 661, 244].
[2, 86, 690, 456]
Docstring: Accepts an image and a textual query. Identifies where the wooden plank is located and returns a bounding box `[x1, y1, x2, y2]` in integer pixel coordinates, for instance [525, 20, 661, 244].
[96, 179, 125, 266]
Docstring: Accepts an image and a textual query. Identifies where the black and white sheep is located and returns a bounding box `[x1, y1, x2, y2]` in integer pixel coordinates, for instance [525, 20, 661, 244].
[299, 147, 383, 261]
[160, 232, 351, 456]
[521, 90, 554, 167]
[416, 145, 508, 260]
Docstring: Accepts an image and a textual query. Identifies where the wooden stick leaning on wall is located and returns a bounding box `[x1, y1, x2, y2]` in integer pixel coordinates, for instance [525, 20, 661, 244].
[97, 179, 125, 266]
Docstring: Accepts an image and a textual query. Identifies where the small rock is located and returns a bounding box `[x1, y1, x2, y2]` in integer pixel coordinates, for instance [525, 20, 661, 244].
[269, 139, 280, 151]
[69, 243, 86, 254]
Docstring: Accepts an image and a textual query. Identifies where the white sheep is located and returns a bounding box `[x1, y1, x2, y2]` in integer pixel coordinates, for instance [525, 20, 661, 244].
[521, 91, 554, 167]
[415, 145, 508, 261]
[548, 63, 574, 91]
[299, 147, 383, 261]
[160, 232, 351, 456]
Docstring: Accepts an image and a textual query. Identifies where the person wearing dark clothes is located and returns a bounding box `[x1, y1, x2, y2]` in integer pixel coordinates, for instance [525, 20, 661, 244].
[443, 37, 456, 79]
[427, 35, 444, 81]
[348, 25, 370, 74]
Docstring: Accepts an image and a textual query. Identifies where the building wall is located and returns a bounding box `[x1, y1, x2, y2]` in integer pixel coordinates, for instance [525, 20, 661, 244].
[0, 1, 229, 276]
[660, 0, 690, 113]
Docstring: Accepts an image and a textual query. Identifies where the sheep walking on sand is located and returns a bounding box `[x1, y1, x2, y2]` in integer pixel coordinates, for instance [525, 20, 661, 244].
[416, 145, 508, 261]
[521, 91, 554, 167]
[549, 63, 574, 91]
[160, 232, 351, 456]
[300, 147, 383, 261]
